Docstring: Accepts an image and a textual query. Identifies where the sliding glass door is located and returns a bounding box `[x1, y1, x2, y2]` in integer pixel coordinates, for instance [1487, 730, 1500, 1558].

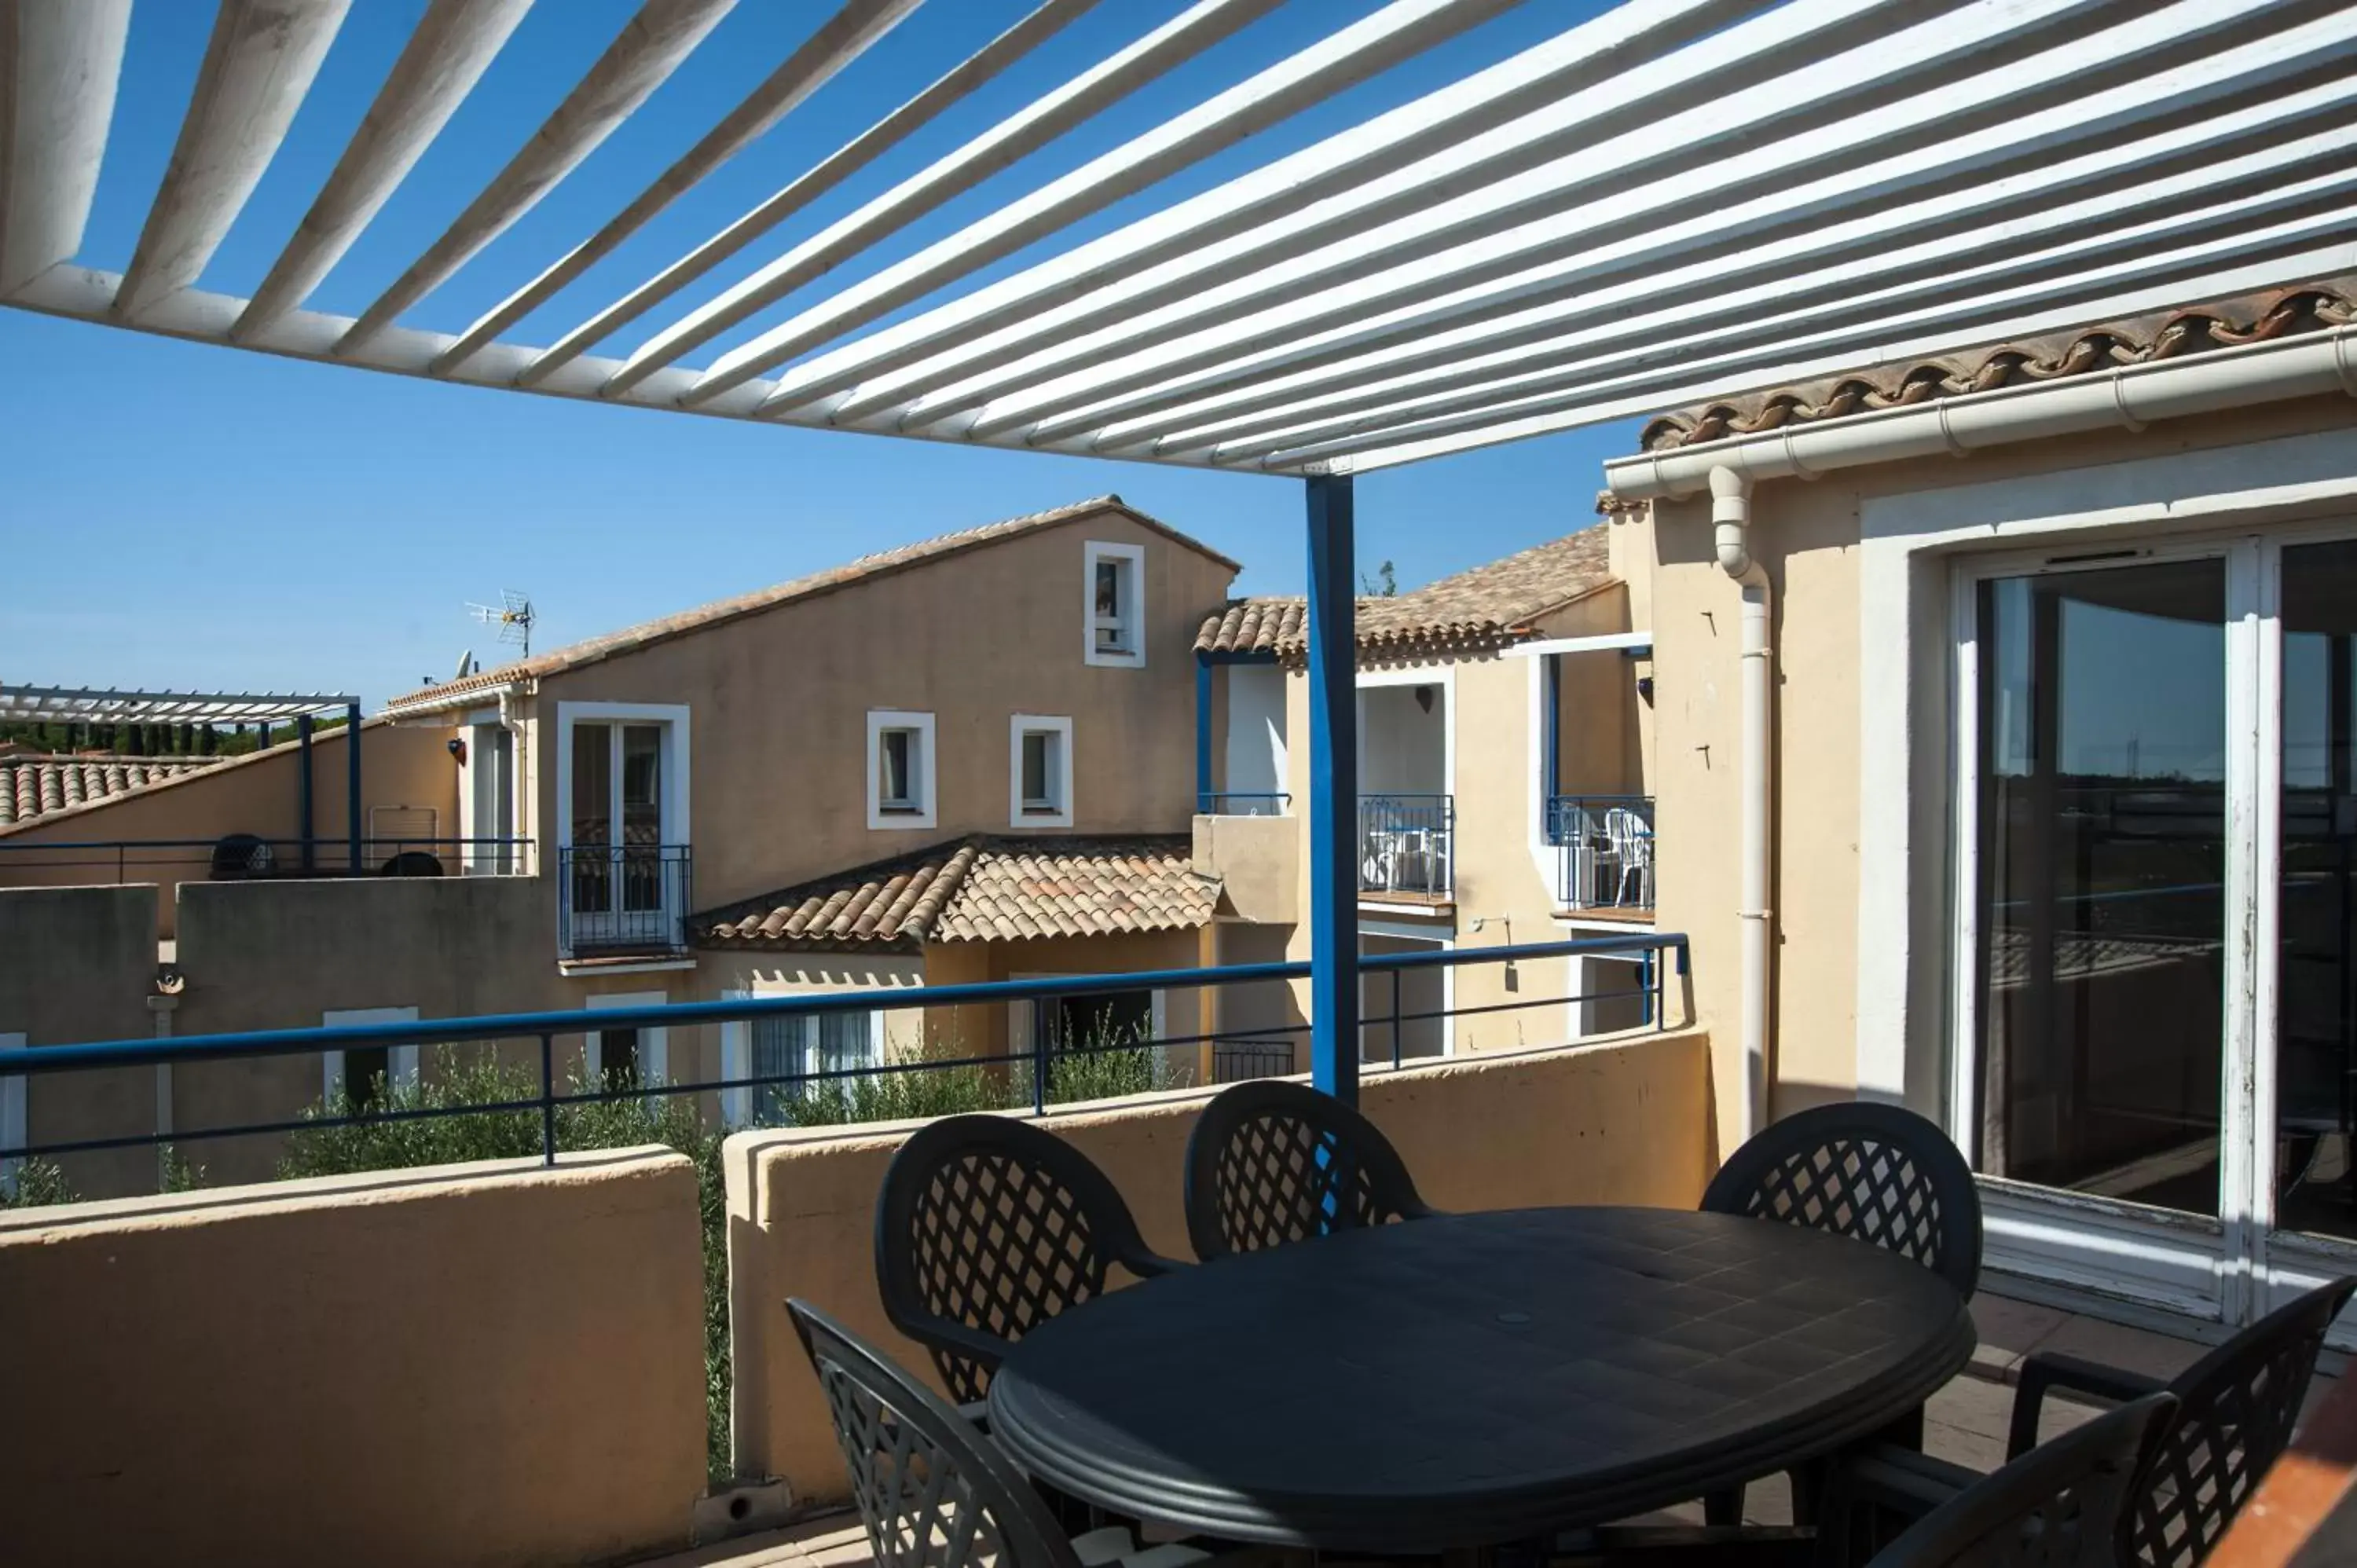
[1959, 529, 2357, 1338]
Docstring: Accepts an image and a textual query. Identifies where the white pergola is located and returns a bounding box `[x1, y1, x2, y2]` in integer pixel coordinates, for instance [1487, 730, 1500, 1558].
[4, 0, 2349, 1099]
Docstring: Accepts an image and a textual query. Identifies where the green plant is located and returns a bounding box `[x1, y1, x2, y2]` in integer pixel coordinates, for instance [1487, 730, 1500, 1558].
[159, 1144, 207, 1193]
[0, 1157, 79, 1209]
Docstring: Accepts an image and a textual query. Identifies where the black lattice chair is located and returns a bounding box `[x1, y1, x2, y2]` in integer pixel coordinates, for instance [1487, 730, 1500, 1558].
[2003, 1276, 2357, 1568]
[790, 1299, 1209, 1568]
[1182, 1079, 1436, 1262]
[875, 1114, 1185, 1405]
[1701, 1102, 1982, 1526]
[1816, 1392, 2179, 1568]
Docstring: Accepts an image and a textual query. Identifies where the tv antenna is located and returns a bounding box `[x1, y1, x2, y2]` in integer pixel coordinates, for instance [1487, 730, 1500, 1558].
[466, 590, 535, 658]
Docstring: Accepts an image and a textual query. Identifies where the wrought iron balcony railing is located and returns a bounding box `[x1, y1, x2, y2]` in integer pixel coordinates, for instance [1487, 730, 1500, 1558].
[1359, 793, 1453, 899]
[1546, 795, 1655, 912]
[559, 843, 691, 957]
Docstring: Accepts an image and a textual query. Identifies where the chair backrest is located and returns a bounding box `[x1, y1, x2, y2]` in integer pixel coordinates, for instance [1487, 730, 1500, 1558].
[789, 1299, 1078, 1568]
[874, 1114, 1161, 1402]
[2130, 1276, 2357, 1568]
[1701, 1101, 1983, 1299]
[1184, 1079, 1432, 1262]
[1867, 1394, 2179, 1568]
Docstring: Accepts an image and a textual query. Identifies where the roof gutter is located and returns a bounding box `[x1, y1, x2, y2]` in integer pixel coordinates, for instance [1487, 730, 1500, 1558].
[1602, 325, 2357, 502]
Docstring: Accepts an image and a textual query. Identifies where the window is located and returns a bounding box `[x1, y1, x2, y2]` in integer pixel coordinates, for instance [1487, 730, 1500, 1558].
[1, 1033, 24, 1196]
[727, 1010, 880, 1126]
[1083, 541, 1146, 668]
[321, 1007, 420, 1109]
[1010, 714, 1074, 828]
[585, 991, 669, 1101]
[867, 710, 937, 830]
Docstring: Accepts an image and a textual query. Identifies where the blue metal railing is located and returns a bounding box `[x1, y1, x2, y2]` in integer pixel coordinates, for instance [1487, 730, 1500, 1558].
[1546, 795, 1655, 912]
[0, 836, 534, 880]
[0, 934, 1688, 1171]
[1197, 792, 1290, 815]
[1359, 793, 1453, 899]
[559, 844, 691, 956]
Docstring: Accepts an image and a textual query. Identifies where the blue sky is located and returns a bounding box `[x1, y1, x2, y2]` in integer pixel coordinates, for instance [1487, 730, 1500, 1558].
[0, 1, 1637, 709]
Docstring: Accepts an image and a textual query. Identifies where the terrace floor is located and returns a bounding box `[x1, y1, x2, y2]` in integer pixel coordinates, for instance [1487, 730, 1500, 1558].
[653, 1291, 2317, 1566]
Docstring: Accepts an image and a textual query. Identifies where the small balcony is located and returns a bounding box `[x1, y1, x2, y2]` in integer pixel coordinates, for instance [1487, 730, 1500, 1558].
[559, 843, 691, 957]
[1359, 793, 1453, 902]
[1548, 794, 1655, 915]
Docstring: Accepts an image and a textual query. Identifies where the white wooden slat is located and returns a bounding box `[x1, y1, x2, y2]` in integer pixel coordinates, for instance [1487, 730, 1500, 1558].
[931, 0, 2356, 445]
[687, 0, 1558, 405]
[602, 0, 1285, 400]
[743, 0, 1758, 415]
[430, 0, 923, 376]
[233, 0, 537, 341]
[114, 0, 352, 322]
[518, 0, 1099, 387]
[0, 0, 131, 297]
[1153, 158, 2357, 463]
[1045, 37, 2357, 453]
[824, 0, 2257, 434]
[335, 0, 739, 355]
[1233, 219, 2357, 472]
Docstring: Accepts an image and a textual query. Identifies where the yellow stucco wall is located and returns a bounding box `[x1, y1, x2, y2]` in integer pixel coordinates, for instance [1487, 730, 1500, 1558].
[0, 1149, 707, 1568]
[0, 884, 163, 1196]
[1639, 395, 2357, 1140]
[724, 1026, 1711, 1503]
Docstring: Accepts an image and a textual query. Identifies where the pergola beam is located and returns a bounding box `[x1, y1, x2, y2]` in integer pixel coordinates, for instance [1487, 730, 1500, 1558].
[0, 0, 130, 298]
[233, 0, 536, 342]
[515, 0, 1098, 388]
[336, 0, 739, 356]
[603, 0, 1285, 400]
[114, 0, 350, 323]
[430, 0, 923, 376]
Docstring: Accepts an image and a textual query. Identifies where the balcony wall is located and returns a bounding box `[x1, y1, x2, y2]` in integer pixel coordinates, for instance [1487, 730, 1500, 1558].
[0, 1148, 708, 1568]
[0, 883, 162, 1196]
[1192, 810, 1297, 922]
[724, 1024, 1714, 1504]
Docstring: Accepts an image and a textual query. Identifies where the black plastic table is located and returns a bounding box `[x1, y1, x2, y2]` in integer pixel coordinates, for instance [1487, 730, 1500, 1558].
[986, 1206, 1977, 1552]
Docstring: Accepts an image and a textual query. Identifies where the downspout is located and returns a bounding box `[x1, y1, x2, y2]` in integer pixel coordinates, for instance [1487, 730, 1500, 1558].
[1712, 466, 1772, 1148]
[496, 686, 527, 875]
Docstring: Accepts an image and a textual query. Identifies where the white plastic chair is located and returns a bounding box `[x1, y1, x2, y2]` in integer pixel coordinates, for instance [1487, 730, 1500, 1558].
[1604, 808, 1653, 907]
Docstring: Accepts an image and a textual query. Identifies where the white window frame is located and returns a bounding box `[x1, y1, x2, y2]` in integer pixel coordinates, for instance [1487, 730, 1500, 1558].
[555, 702, 693, 852]
[719, 991, 885, 1127]
[1083, 540, 1146, 669]
[1010, 714, 1075, 828]
[1, 1032, 25, 1195]
[585, 990, 669, 1100]
[321, 1007, 421, 1105]
[867, 710, 937, 830]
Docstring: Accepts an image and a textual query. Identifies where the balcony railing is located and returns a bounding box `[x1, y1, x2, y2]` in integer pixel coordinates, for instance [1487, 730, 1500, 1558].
[0, 932, 1687, 1171]
[1546, 795, 1655, 912]
[1197, 792, 1289, 816]
[559, 843, 691, 957]
[1359, 793, 1453, 900]
[0, 835, 533, 880]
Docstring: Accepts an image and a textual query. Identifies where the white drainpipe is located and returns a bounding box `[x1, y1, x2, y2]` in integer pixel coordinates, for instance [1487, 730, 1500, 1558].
[1711, 467, 1772, 1149]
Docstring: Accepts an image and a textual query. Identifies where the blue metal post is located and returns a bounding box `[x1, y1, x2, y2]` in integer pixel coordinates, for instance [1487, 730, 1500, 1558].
[1195, 654, 1214, 812]
[345, 702, 362, 874]
[1304, 474, 1359, 1104]
[296, 714, 316, 872]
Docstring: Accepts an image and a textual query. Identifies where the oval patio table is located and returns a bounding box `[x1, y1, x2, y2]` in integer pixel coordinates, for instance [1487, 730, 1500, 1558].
[986, 1206, 1977, 1554]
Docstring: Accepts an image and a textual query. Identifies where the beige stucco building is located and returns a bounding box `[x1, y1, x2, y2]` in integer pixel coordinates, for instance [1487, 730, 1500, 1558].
[1607, 278, 2357, 1345]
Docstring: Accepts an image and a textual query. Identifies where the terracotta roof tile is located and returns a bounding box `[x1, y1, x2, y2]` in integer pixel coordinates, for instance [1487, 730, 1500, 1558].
[1639, 280, 2357, 452]
[0, 756, 220, 826]
[692, 836, 1216, 951]
[387, 496, 1239, 713]
[1194, 525, 1614, 667]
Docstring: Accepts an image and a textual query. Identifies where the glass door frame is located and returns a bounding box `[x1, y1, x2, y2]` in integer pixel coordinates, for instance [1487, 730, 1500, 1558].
[1947, 533, 2262, 1328]
[554, 701, 691, 957]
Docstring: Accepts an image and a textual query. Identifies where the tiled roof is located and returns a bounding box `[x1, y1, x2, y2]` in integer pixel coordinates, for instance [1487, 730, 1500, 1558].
[1195, 525, 1614, 667]
[1639, 280, 2357, 452]
[0, 756, 220, 826]
[693, 835, 1219, 951]
[387, 496, 1239, 713]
